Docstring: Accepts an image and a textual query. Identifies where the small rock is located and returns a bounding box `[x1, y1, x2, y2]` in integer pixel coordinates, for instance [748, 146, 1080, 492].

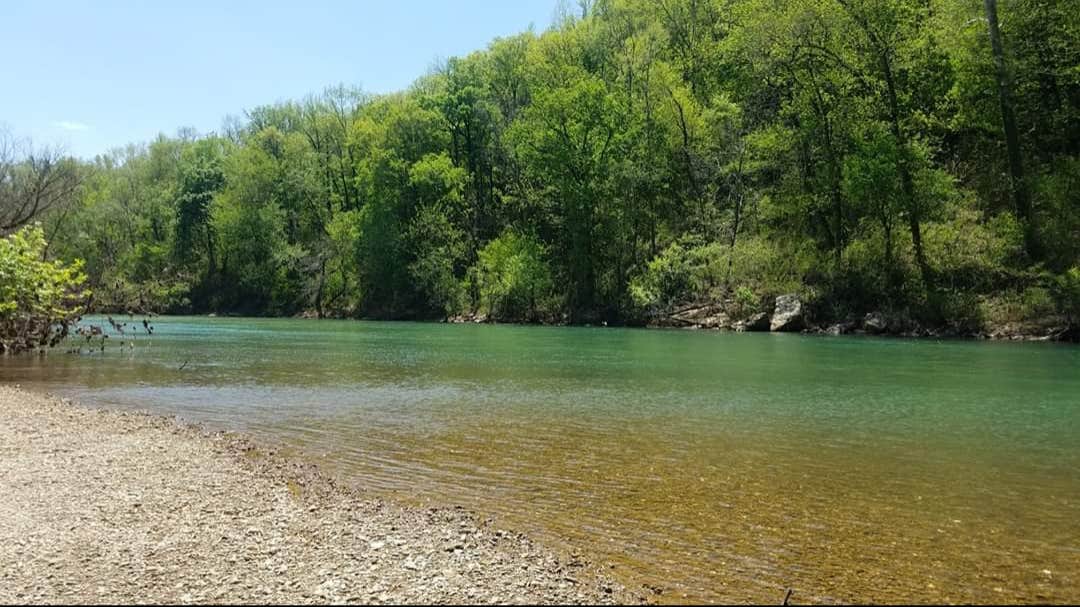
[864, 311, 889, 334]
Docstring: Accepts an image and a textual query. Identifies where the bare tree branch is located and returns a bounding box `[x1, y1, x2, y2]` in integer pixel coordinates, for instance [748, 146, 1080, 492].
[0, 130, 82, 235]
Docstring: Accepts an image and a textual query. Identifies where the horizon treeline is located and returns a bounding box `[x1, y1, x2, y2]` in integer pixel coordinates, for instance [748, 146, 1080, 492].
[37, 0, 1080, 328]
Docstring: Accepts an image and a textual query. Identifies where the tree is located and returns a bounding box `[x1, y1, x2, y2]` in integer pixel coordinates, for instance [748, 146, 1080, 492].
[983, 0, 1035, 259]
[404, 153, 468, 316]
[174, 139, 226, 280]
[0, 130, 81, 235]
[0, 225, 88, 353]
[468, 230, 553, 321]
[29, 0, 1080, 331]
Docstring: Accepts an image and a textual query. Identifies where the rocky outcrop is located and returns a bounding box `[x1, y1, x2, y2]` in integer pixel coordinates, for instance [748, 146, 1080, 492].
[770, 294, 804, 332]
[734, 312, 770, 332]
[825, 321, 857, 336]
[663, 303, 732, 330]
[446, 312, 489, 324]
[862, 312, 889, 334]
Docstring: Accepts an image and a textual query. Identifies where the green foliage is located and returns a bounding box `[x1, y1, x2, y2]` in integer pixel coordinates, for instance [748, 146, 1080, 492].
[924, 288, 986, 335]
[0, 225, 88, 353]
[34, 0, 1080, 332]
[174, 140, 226, 270]
[629, 241, 696, 315]
[923, 208, 1022, 291]
[1054, 267, 1080, 323]
[731, 285, 760, 320]
[629, 236, 809, 316]
[469, 230, 553, 322]
[406, 203, 466, 316]
[1034, 157, 1080, 271]
[984, 286, 1057, 327]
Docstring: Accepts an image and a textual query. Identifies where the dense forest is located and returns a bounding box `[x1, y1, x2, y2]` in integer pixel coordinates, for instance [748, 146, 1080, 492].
[8, 0, 1080, 334]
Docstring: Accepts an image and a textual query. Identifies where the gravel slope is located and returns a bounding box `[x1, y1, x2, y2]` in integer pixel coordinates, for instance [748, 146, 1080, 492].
[0, 386, 637, 604]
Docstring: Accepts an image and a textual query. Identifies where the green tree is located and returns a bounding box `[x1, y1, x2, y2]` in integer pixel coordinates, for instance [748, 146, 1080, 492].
[0, 225, 88, 353]
[469, 230, 554, 322]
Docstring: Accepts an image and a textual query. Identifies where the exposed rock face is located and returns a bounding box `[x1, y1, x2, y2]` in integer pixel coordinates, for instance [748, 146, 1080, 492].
[863, 312, 889, 334]
[826, 322, 857, 336]
[666, 304, 731, 330]
[699, 314, 731, 329]
[770, 294, 804, 332]
[743, 312, 770, 332]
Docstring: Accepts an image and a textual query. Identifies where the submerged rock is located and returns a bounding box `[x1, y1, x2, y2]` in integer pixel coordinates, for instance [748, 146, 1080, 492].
[770, 294, 804, 332]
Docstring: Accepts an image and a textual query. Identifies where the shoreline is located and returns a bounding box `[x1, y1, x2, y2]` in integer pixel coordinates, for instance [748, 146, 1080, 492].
[0, 385, 638, 605]
[82, 309, 1079, 344]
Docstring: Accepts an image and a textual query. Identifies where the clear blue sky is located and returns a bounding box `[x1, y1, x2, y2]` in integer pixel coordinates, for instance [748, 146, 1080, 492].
[2, 0, 560, 159]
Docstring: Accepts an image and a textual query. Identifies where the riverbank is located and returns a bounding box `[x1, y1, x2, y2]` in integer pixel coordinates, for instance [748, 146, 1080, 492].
[90, 297, 1079, 344]
[0, 386, 636, 605]
[447, 306, 1080, 342]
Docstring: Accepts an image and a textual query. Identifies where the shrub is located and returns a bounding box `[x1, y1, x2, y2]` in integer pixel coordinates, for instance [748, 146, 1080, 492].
[729, 285, 759, 320]
[628, 241, 696, 314]
[1054, 267, 1080, 323]
[0, 225, 89, 353]
[467, 230, 554, 322]
[924, 288, 985, 334]
[629, 236, 810, 317]
[406, 204, 466, 316]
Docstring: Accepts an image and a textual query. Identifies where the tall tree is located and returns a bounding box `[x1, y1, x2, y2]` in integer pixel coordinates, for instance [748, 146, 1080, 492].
[983, 0, 1036, 259]
[0, 131, 81, 235]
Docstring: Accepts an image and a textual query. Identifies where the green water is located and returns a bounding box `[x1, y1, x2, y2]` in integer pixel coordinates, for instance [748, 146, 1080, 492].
[3, 316, 1078, 603]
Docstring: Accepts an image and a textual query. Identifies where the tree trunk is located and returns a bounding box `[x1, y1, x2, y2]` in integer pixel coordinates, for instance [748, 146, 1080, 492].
[205, 229, 216, 278]
[881, 51, 931, 285]
[726, 143, 747, 285]
[314, 257, 327, 319]
[984, 0, 1037, 259]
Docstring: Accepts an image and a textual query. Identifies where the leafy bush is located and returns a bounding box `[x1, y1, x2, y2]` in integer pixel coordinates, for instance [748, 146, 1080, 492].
[0, 225, 89, 353]
[406, 204, 466, 316]
[923, 208, 1022, 292]
[1034, 157, 1080, 271]
[1054, 267, 1080, 323]
[729, 285, 760, 320]
[983, 285, 1057, 327]
[924, 288, 985, 335]
[629, 236, 809, 316]
[628, 241, 696, 314]
[467, 230, 553, 322]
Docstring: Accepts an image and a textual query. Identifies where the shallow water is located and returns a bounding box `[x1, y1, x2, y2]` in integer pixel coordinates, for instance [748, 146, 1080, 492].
[3, 316, 1078, 603]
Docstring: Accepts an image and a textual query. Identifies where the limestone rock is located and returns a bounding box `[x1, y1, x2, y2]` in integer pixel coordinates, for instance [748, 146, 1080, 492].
[769, 294, 804, 332]
[743, 312, 770, 332]
[863, 312, 889, 334]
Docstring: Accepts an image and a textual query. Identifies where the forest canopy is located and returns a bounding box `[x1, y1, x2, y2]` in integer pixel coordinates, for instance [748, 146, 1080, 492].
[20, 0, 1080, 333]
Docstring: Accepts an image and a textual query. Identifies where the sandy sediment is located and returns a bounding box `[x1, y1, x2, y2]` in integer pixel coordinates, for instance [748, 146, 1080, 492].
[0, 386, 636, 604]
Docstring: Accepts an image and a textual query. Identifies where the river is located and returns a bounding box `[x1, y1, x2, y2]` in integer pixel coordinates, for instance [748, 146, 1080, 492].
[3, 316, 1078, 603]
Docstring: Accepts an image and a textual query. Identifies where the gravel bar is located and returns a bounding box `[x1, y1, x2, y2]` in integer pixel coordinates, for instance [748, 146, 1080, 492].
[0, 386, 639, 604]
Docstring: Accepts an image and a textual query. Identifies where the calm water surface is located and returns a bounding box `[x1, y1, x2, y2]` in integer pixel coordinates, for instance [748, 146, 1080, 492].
[3, 316, 1078, 603]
